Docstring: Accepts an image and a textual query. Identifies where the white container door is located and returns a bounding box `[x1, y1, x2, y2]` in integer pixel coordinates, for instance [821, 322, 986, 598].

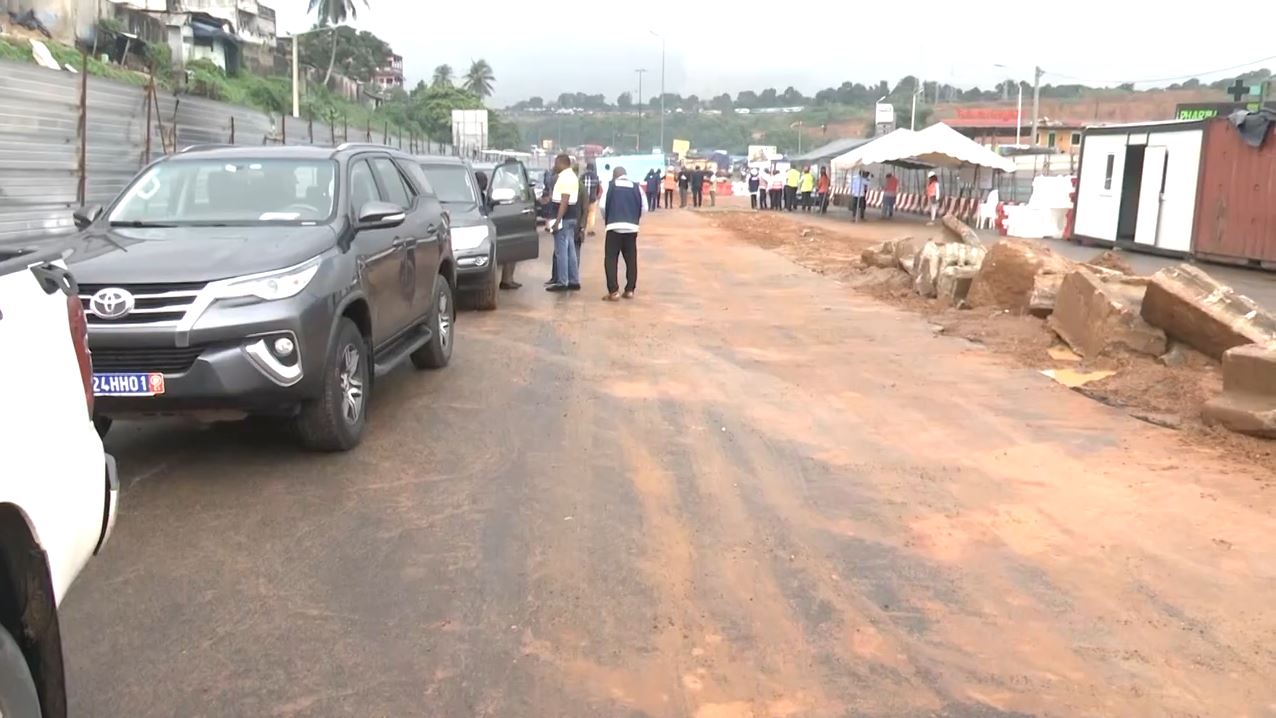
[1133, 146, 1167, 247]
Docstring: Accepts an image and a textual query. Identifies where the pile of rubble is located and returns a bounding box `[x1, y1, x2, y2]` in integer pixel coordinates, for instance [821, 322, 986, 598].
[858, 217, 1276, 439]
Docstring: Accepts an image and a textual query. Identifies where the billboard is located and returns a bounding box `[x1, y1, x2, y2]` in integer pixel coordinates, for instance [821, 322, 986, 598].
[747, 145, 777, 162]
[874, 103, 896, 125]
[671, 139, 691, 159]
[451, 109, 489, 153]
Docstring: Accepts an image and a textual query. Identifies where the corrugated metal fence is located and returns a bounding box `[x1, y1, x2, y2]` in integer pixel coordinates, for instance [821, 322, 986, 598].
[0, 58, 461, 246]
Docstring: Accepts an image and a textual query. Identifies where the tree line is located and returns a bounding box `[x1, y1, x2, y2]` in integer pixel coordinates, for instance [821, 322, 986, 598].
[508, 69, 1275, 112]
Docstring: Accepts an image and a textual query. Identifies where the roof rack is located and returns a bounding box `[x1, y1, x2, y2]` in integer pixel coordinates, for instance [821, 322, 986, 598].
[178, 143, 233, 154]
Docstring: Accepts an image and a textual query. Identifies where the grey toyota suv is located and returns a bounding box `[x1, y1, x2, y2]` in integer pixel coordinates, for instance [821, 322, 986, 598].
[66, 143, 456, 451]
[417, 156, 539, 309]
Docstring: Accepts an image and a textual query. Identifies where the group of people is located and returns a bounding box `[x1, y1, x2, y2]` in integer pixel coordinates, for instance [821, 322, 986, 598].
[640, 166, 722, 211]
[747, 165, 831, 213]
[539, 154, 642, 300]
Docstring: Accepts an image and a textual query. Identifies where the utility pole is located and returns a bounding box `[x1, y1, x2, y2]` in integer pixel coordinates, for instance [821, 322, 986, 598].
[651, 31, 665, 154]
[635, 68, 646, 152]
[1032, 65, 1044, 146]
[291, 35, 300, 118]
[911, 77, 923, 130]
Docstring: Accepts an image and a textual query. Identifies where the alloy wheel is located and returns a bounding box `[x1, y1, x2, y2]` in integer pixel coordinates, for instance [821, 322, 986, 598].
[338, 343, 364, 424]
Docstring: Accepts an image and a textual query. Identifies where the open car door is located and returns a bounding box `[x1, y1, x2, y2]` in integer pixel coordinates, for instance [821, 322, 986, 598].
[487, 161, 539, 264]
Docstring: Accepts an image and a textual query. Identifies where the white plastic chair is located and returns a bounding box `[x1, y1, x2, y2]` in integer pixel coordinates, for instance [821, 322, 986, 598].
[976, 189, 1000, 229]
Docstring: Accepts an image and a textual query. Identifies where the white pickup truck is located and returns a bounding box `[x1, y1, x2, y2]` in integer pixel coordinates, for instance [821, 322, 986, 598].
[0, 245, 119, 717]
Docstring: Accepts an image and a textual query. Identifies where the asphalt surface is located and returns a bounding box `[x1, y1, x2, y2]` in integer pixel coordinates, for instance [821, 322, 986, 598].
[60, 208, 1276, 717]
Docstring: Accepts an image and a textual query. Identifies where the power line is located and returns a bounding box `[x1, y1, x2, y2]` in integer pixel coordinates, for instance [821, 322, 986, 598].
[1043, 54, 1276, 86]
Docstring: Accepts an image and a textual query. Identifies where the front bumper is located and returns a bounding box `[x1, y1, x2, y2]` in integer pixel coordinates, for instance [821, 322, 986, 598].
[454, 241, 495, 289]
[90, 289, 332, 417]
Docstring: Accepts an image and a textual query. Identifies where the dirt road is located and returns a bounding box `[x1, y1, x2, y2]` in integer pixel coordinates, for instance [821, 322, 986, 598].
[61, 208, 1276, 717]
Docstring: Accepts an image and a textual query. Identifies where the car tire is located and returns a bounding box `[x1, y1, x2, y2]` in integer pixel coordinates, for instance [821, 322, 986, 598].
[0, 625, 40, 718]
[411, 277, 454, 370]
[472, 262, 498, 311]
[294, 318, 369, 452]
[93, 415, 113, 439]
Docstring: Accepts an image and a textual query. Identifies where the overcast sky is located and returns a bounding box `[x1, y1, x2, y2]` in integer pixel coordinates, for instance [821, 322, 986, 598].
[273, 2, 1276, 106]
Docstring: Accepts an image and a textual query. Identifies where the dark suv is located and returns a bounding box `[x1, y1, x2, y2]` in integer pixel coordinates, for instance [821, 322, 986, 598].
[66, 143, 456, 451]
[418, 156, 539, 309]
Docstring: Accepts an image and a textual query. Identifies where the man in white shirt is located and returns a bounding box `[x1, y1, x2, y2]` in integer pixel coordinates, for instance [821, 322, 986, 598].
[547, 154, 581, 292]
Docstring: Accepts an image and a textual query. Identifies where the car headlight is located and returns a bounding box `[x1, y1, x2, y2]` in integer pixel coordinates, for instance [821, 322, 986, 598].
[212, 257, 321, 301]
[451, 225, 491, 252]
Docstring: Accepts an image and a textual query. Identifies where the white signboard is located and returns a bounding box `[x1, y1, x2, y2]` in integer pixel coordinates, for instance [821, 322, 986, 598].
[451, 109, 489, 153]
[874, 103, 895, 125]
[747, 145, 778, 162]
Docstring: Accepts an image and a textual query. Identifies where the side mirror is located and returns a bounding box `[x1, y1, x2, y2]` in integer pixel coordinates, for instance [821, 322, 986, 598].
[489, 187, 516, 205]
[73, 205, 103, 230]
[356, 201, 406, 230]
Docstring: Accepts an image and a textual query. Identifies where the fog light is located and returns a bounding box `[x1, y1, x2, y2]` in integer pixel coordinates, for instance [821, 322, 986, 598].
[273, 337, 295, 356]
[475, 255, 489, 267]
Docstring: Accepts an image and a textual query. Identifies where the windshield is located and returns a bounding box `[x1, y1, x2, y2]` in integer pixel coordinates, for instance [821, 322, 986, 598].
[108, 159, 337, 225]
[420, 164, 478, 204]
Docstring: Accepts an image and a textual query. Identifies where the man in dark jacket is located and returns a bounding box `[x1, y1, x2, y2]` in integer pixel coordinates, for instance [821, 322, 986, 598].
[601, 166, 642, 301]
[689, 166, 704, 208]
[677, 167, 690, 208]
[644, 169, 660, 211]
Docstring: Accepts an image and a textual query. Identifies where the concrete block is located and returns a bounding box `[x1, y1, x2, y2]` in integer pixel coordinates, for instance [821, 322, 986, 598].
[1141, 264, 1276, 360]
[1202, 343, 1276, 437]
[1027, 272, 1064, 318]
[1047, 269, 1167, 358]
[912, 241, 985, 298]
[968, 238, 1074, 314]
[937, 266, 978, 307]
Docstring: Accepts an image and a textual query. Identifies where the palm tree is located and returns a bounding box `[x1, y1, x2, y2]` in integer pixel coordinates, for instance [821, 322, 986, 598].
[463, 59, 495, 98]
[307, 0, 367, 85]
[432, 64, 453, 88]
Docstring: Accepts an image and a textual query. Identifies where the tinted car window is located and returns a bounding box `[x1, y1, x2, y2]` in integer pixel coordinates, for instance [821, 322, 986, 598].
[491, 163, 529, 200]
[109, 159, 336, 225]
[420, 164, 478, 204]
[372, 157, 412, 209]
[349, 159, 380, 212]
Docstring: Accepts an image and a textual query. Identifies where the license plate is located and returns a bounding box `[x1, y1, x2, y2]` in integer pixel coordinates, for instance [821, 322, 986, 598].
[92, 372, 166, 397]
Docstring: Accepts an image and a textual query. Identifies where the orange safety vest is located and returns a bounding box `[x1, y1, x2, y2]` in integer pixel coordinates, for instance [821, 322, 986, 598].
[662, 172, 677, 190]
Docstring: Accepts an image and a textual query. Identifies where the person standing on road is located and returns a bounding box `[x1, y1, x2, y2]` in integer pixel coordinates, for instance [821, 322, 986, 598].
[662, 167, 676, 209]
[769, 168, 785, 211]
[816, 166, 831, 214]
[600, 166, 642, 301]
[689, 166, 704, 208]
[926, 173, 940, 224]
[757, 167, 770, 210]
[747, 167, 761, 209]
[882, 172, 899, 219]
[799, 165, 815, 211]
[677, 166, 691, 208]
[708, 171, 718, 207]
[644, 169, 661, 211]
[581, 162, 602, 237]
[783, 165, 800, 211]
[546, 154, 581, 293]
[850, 170, 868, 222]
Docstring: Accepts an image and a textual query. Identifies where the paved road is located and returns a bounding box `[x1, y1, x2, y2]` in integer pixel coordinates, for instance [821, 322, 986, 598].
[60, 209, 1276, 717]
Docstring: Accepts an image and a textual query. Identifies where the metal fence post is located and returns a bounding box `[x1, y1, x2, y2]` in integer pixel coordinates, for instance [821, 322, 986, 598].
[308, 116, 313, 144]
[143, 78, 153, 166]
[230, 115, 236, 144]
[282, 115, 287, 144]
[76, 50, 87, 207]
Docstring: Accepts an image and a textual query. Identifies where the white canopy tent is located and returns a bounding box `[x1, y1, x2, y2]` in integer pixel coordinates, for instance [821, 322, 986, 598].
[831, 123, 1015, 173]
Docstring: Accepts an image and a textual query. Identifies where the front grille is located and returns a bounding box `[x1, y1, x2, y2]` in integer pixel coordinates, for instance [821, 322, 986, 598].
[79, 282, 206, 325]
[90, 345, 206, 374]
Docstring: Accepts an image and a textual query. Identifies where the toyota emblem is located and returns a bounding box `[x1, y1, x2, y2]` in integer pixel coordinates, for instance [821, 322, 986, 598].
[89, 287, 135, 320]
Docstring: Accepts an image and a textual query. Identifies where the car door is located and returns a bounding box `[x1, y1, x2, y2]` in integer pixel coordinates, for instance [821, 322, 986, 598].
[348, 156, 411, 347]
[487, 161, 539, 264]
[371, 156, 439, 329]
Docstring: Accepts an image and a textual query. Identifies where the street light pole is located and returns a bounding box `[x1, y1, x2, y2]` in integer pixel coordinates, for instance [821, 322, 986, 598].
[1031, 65, 1044, 146]
[291, 36, 300, 118]
[650, 31, 665, 153]
[635, 68, 646, 152]
[910, 78, 923, 130]
[1015, 82, 1023, 145]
